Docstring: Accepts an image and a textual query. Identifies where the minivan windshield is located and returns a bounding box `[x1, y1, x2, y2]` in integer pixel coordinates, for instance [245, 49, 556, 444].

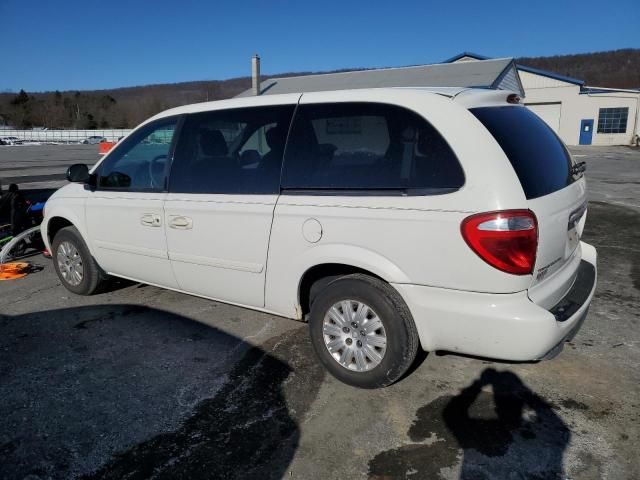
[470, 106, 576, 199]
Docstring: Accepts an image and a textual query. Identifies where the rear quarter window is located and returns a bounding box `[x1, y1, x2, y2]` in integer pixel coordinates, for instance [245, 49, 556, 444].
[470, 106, 576, 199]
[281, 102, 464, 194]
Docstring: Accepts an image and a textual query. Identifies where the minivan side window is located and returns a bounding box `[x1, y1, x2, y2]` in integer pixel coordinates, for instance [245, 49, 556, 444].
[240, 123, 276, 157]
[281, 102, 464, 193]
[169, 105, 295, 194]
[97, 117, 178, 191]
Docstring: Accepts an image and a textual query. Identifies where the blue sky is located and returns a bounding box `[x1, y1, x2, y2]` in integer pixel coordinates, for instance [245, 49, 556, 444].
[2, 0, 638, 92]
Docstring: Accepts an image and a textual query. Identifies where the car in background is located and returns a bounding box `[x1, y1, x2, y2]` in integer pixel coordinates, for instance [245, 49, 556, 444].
[81, 136, 107, 145]
[0, 136, 23, 145]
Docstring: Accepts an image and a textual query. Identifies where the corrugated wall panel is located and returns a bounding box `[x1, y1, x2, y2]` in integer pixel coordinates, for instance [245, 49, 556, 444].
[497, 67, 521, 94]
[526, 103, 562, 134]
[519, 70, 575, 89]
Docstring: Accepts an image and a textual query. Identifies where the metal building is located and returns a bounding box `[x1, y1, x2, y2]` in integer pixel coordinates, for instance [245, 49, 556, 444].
[240, 53, 639, 146]
[445, 53, 640, 146]
[238, 56, 524, 97]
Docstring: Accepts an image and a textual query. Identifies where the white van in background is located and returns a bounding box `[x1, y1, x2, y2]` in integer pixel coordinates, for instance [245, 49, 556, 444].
[42, 88, 597, 388]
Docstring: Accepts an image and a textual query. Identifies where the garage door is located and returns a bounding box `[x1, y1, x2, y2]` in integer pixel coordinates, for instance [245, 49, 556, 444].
[526, 103, 561, 134]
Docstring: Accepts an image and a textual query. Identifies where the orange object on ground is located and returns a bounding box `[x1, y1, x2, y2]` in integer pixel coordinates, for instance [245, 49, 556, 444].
[0, 262, 30, 280]
[99, 142, 116, 155]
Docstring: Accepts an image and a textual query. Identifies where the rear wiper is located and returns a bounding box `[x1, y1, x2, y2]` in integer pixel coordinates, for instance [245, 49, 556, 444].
[571, 161, 586, 176]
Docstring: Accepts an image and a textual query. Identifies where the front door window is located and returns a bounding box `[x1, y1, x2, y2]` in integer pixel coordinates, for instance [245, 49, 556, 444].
[97, 118, 178, 191]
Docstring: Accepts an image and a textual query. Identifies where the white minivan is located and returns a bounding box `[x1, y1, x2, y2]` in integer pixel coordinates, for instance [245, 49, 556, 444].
[42, 88, 597, 388]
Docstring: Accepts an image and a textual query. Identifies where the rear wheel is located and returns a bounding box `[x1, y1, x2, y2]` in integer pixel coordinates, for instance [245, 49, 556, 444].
[308, 274, 419, 388]
[52, 226, 107, 295]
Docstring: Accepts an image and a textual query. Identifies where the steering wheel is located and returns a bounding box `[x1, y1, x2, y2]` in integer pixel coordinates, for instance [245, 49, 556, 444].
[148, 154, 167, 189]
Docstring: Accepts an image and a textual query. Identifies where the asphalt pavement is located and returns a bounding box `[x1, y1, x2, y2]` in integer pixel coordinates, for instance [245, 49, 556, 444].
[0, 144, 639, 479]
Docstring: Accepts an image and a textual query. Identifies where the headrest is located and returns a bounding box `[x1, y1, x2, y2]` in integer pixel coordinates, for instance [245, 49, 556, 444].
[416, 129, 439, 156]
[199, 129, 228, 156]
[265, 126, 286, 151]
[401, 126, 417, 142]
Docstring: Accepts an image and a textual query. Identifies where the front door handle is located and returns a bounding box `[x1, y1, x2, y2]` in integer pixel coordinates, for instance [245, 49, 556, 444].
[169, 216, 193, 230]
[141, 213, 162, 227]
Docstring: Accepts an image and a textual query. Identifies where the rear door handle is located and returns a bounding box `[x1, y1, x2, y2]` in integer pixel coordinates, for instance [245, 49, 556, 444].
[141, 213, 162, 227]
[169, 216, 193, 230]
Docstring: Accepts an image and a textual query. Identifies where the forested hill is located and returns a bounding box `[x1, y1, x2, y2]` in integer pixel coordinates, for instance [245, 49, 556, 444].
[517, 48, 640, 89]
[1, 49, 637, 129]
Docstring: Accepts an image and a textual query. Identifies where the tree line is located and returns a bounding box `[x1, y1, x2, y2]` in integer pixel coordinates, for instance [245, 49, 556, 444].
[517, 48, 640, 90]
[1, 49, 638, 130]
[2, 89, 124, 129]
[0, 78, 253, 129]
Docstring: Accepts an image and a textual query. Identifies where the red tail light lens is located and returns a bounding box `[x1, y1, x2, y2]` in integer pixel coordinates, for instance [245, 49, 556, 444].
[461, 210, 538, 275]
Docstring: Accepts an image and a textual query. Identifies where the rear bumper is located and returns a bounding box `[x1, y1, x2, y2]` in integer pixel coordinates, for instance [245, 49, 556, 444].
[393, 241, 597, 361]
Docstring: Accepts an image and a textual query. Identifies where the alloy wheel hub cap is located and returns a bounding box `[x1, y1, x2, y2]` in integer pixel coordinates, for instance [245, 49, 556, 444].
[56, 241, 84, 286]
[322, 300, 387, 372]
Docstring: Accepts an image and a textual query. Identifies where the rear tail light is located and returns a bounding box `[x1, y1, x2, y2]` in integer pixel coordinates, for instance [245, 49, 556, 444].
[461, 210, 538, 275]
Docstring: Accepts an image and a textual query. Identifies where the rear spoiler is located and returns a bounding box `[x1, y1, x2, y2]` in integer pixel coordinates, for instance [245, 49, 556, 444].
[452, 89, 523, 109]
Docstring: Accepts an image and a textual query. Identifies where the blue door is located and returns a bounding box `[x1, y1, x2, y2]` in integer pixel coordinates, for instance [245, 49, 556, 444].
[579, 119, 594, 145]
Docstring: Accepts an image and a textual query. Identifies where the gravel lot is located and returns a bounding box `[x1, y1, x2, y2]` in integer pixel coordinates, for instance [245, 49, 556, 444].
[1, 144, 639, 479]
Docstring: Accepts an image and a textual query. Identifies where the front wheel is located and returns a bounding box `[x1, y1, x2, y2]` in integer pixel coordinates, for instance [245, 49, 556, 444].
[308, 274, 420, 388]
[52, 226, 107, 295]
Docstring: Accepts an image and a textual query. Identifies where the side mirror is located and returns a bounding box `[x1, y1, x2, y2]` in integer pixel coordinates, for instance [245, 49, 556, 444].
[66, 163, 90, 183]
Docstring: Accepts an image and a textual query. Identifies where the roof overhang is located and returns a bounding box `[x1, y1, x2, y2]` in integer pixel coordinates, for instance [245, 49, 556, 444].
[580, 86, 640, 95]
[516, 64, 584, 86]
[443, 52, 586, 86]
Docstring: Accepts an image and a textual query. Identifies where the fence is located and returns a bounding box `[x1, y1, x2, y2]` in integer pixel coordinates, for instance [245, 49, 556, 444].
[0, 129, 133, 143]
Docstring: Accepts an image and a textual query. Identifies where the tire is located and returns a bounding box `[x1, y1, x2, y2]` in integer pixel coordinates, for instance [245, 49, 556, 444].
[52, 226, 107, 295]
[308, 274, 420, 388]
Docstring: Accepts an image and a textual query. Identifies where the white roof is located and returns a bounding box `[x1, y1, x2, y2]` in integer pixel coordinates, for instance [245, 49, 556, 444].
[150, 87, 517, 123]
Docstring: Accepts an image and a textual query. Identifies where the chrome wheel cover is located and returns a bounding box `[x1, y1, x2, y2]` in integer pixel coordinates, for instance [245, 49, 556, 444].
[56, 241, 84, 286]
[323, 300, 387, 372]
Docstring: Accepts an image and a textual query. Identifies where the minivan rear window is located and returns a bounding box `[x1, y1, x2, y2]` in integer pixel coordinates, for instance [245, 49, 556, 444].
[470, 106, 575, 199]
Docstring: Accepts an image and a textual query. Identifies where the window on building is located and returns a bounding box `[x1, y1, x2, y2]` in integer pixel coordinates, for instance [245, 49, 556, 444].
[597, 107, 628, 134]
[281, 102, 464, 194]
